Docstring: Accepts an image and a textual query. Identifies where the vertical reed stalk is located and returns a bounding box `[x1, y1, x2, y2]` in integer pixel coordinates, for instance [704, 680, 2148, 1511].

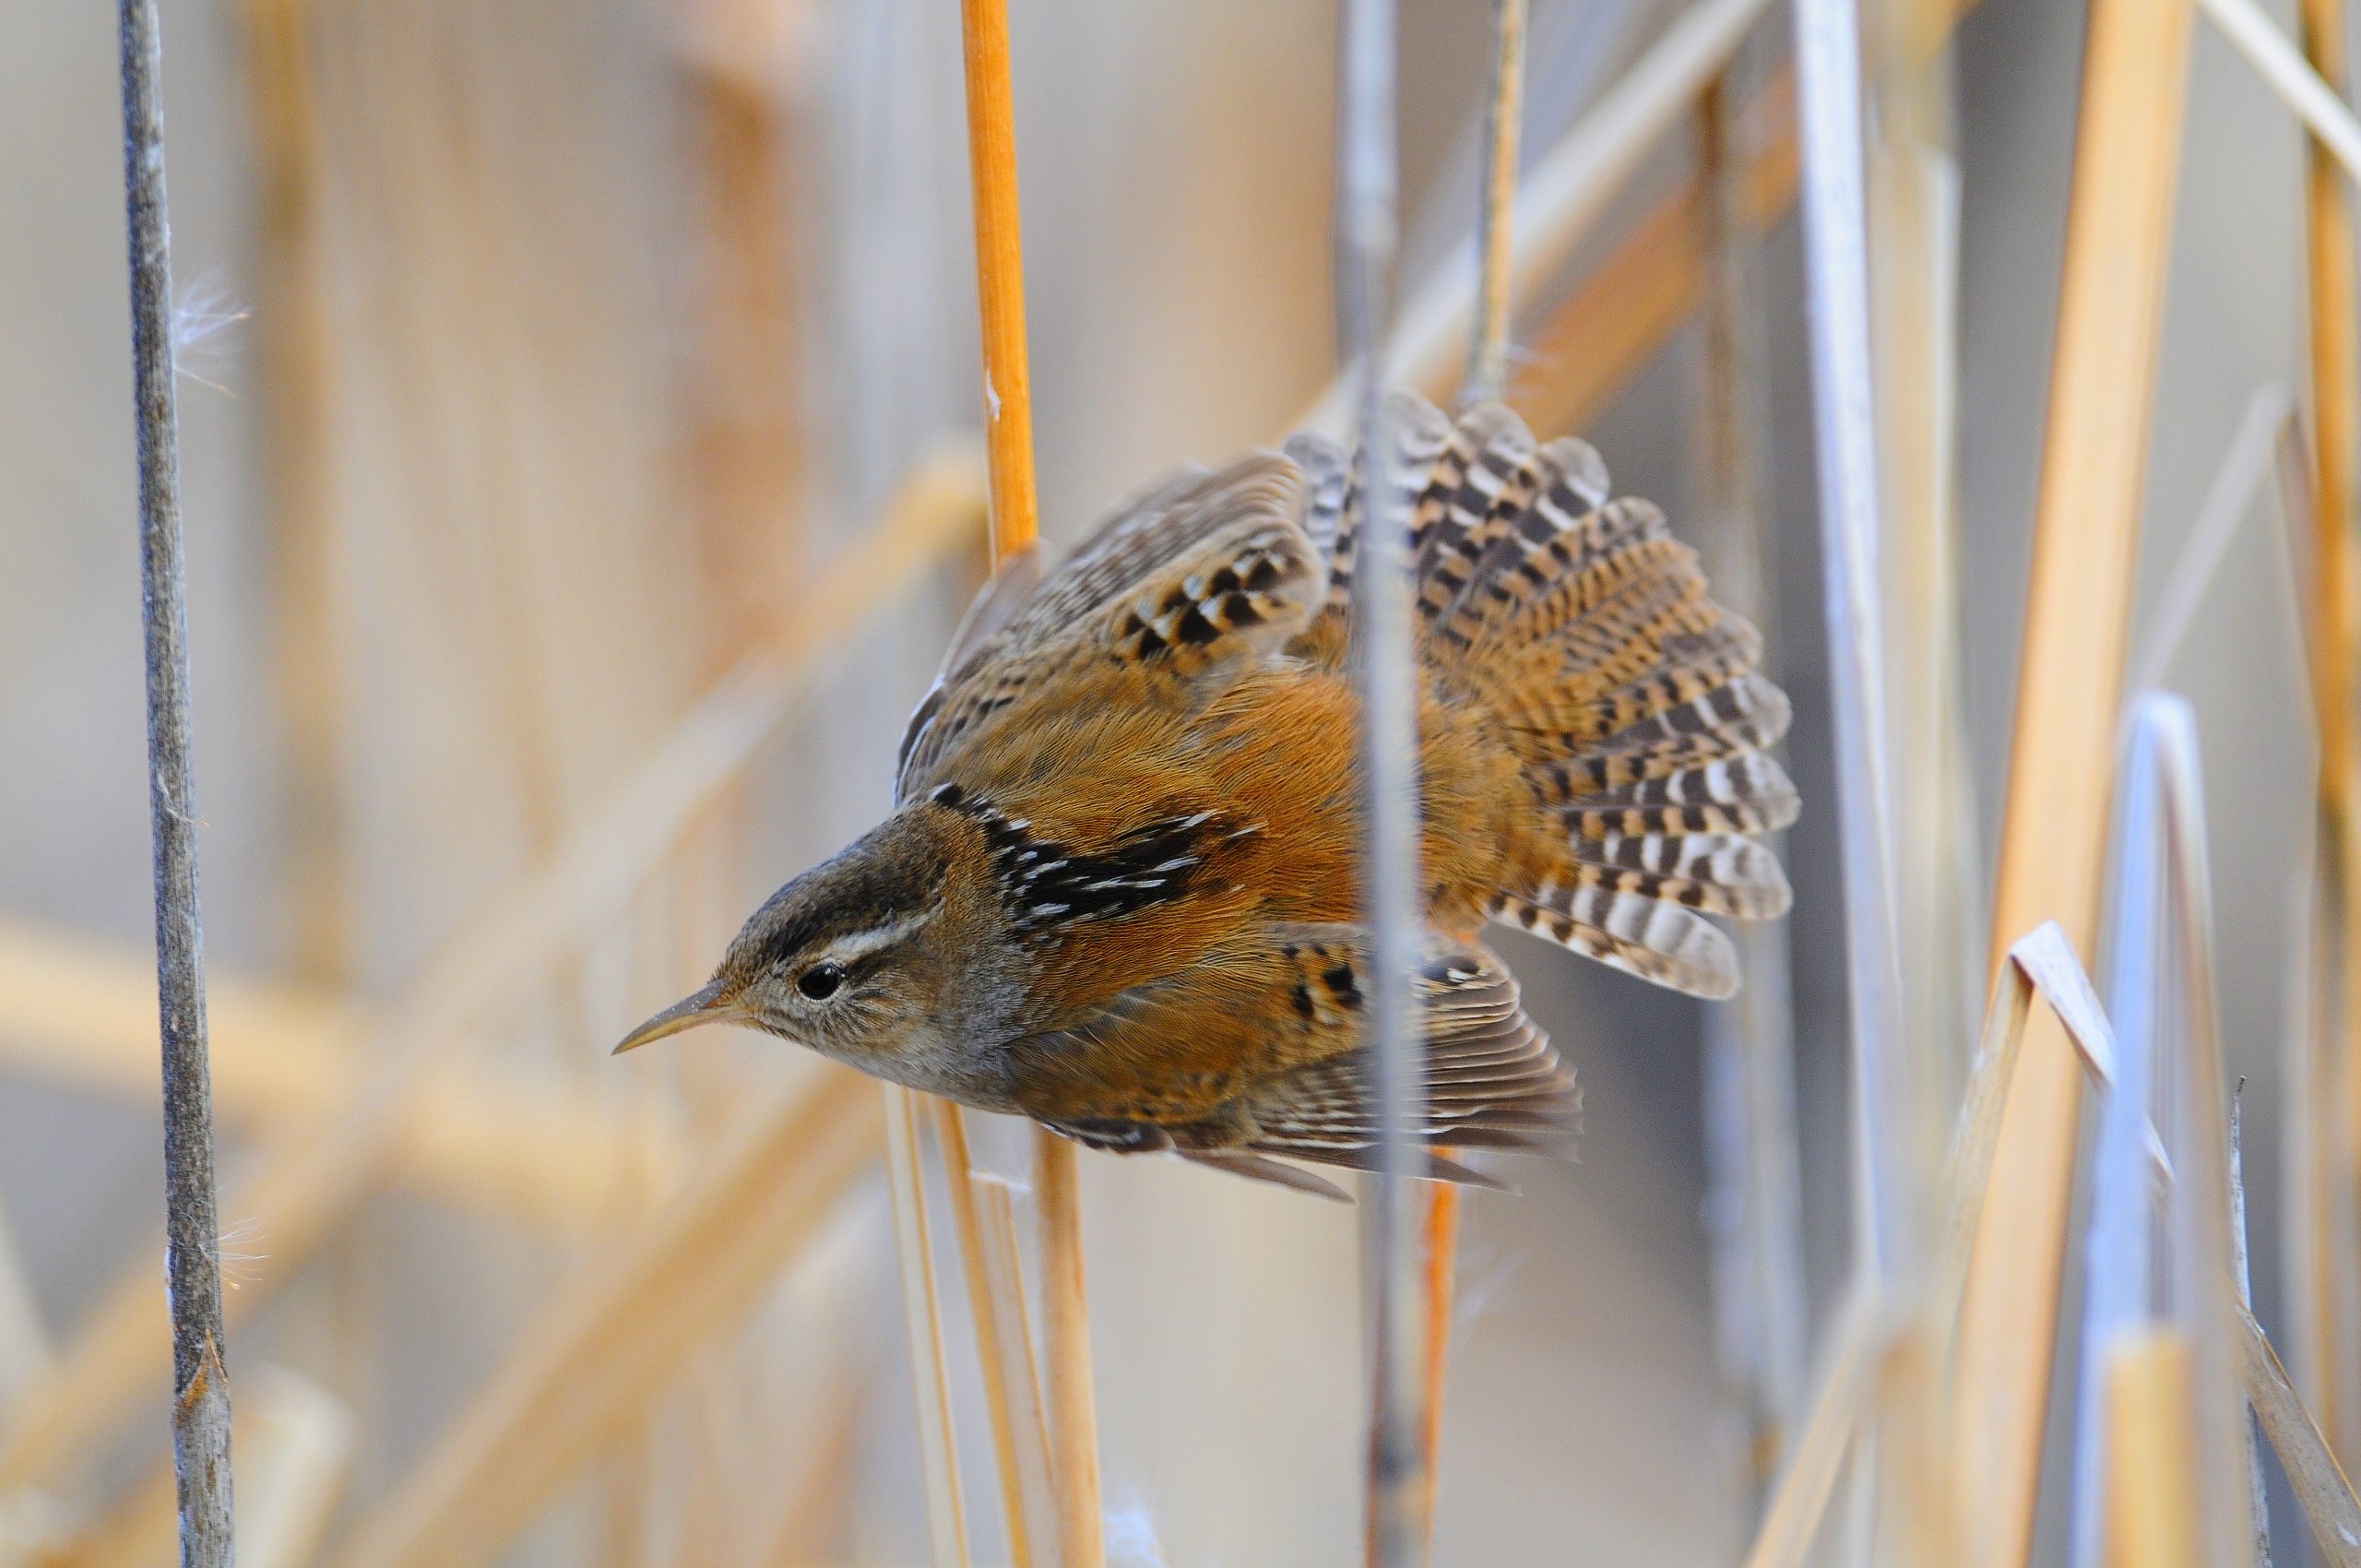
[242, 0, 350, 985]
[1415, 0, 1530, 1538]
[2102, 1333, 2203, 1568]
[931, 1100, 1045, 1567]
[2229, 1089, 2279, 1567]
[2299, 0, 2361, 1467]
[1950, 2, 2193, 1559]
[115, 0, 236, 1559]
[1792, 0, 1910, 1287]
[1693, 61, 1811, 1515]
[959, 0, 1039, 563]
[1033, 1124, 1101, 1568]
[1334, 0, 1428, 1561]
[1462, 0, 1527, 406]
[954, 4, 1097, 1562]
[883, 1087, 971, 1568]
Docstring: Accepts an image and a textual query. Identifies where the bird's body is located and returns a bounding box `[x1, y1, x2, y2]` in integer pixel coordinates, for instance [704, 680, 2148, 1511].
[620, 395, 1797, 1196]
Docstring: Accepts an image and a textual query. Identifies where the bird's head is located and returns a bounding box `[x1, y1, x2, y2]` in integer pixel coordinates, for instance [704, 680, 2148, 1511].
[612, 807, 975, 1073]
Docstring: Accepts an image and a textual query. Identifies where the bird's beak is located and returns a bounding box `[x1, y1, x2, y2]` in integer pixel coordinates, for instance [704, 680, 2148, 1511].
[612, 981, 745, 1055]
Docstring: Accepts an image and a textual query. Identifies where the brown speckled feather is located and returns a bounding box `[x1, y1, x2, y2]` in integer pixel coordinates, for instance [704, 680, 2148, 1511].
[642, 396, 1795, 1196]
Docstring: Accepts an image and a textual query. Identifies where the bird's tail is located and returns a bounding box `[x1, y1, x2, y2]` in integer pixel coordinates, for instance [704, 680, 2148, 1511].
[1290, 394, 1797, 1000]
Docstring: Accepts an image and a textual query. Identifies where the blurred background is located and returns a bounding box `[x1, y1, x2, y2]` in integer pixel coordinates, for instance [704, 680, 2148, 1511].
[0, 0, 2340, 1562]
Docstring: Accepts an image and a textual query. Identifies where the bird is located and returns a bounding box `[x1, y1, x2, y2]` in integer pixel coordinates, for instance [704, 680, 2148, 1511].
[615, 393, 1797, 1199]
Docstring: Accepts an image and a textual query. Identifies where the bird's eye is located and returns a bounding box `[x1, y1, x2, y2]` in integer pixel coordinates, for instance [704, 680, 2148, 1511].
[795, 962, 847, 1001]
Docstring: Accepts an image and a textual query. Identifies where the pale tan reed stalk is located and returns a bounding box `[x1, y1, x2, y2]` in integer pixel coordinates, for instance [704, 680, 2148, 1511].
[2102, 1333, 2203, 1568]
[931, 1099, 1050, 1568]
[951, 0, 1103, 1561]
[883, 1086, 972, 1568]
[2298, 0, 2361, 1467]
[1950, 2, 2195, 1559]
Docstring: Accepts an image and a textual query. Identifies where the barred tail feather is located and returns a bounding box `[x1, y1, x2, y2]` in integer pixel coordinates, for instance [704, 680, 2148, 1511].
[1490, 888, 1741, 1000]
[1317, 395, 1797, 1002]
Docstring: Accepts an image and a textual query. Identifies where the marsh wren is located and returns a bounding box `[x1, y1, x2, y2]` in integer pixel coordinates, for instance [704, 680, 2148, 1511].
[617, 395, 1796, 1197]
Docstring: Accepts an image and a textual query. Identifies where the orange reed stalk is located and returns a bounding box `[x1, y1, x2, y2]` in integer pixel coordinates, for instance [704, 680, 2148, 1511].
[954, 3, 1104, 1564]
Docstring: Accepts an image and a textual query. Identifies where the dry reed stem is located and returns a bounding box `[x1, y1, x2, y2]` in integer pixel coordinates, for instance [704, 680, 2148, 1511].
[2227, 1089, 2278, 1567]
[1411, 0, 1532, 1534]
[1510, 70, 1797, 440]
[2234, 1288, 2361, 1566]
[1033, 1124, 1102, 1568]
[1931, 945, 2036, 1355]
[1794, 0, 1912, 1285]
[979, 1180, 1059, 1546]
[0, 457, 983, 1501]
[2201, 0, 2361, 185]
[959, 0, 1038, 562]
[953, 1, 1101, 1561]
[1416, 1184, 1461, 1538]
[329, 1069, 879, 1568]
[1334, 0, 1431, 1558]
[0, 921, 679, 1232]
[1949, 0, 2194, 1558]
[2297, 0, 2361, 1467]
[2103, 1333, 2203, 1568]
[931, 1100, 1047, 1568]
[1463, 0, 1528, 405]
[240, 0, 350, 985]
[65, 1367, 354, 1568]
[883, 1087, 971, 1568]
[1300, 0, 1777, 435]
[115, 0, 235, 1551]
[1691, 59, 1813, 1509]
[1740, 1289, 1882, 1568]
[2150, 697, 2260, 1563]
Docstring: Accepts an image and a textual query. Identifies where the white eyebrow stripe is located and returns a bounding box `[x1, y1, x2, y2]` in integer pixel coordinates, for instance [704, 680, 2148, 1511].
[817, 909, 936, 965]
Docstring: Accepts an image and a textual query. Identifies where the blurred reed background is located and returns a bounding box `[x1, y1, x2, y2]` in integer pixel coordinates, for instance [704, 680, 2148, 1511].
[2, 0, 2357, 1562]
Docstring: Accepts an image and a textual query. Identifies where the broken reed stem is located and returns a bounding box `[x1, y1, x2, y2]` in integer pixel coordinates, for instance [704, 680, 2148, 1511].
[2234, 1288, 2361, 1566]
[883, 1087, 971, 1568]
[2298, 0, 2361, 1469]
[930, 1099, 1042, 1568]
[954, 1, 1101, 1562]
[1463, 0, 1526, 405]
[1949, 0, 2194, 1558]
[115, 0, 236, 1559]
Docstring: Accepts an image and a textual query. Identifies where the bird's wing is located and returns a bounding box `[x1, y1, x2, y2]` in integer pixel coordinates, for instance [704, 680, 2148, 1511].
[1008, 924, 1579, 1188]
[895, 452, 1324, 802]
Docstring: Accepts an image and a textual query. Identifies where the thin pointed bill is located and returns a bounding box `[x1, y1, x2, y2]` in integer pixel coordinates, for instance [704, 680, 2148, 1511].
[612, 980, 745, 1054]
